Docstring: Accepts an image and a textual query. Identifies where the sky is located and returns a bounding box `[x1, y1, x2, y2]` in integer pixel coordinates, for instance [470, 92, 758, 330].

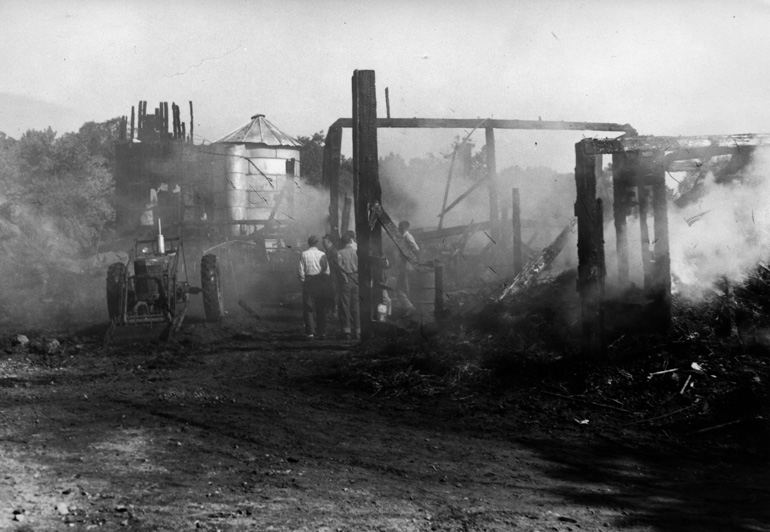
[2, 0, 770, 171]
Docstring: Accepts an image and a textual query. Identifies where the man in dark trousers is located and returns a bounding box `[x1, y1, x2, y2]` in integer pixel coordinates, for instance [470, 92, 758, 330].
[336, 232, 360, 340]
[298, 235, 329, 339]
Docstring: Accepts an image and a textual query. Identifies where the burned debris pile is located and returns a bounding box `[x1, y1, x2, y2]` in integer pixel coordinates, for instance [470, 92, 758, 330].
[337, 259, 770, 449]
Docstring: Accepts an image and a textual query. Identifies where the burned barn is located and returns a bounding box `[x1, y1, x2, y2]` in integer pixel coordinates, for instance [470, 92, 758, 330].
[327, 70, 770, 353]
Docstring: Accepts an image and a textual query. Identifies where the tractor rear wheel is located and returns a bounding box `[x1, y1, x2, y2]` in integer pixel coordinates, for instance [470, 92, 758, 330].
[106, 262, 126, 320]
[201, 254, 224, 322]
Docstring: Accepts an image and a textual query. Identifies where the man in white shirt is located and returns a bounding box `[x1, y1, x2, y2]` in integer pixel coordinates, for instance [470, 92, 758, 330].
[397, 220, 419, 298]
[298, 235, 330, 339]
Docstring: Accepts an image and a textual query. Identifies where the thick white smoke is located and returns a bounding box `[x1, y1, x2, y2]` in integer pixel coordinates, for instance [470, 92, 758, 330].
[670, 147, 770, 299]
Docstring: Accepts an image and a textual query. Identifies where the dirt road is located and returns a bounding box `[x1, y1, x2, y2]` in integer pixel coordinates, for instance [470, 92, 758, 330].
[1, 310, 768, 531]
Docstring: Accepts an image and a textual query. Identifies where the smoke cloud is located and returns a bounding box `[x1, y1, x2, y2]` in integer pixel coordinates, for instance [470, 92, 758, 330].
[670, 148, 770, 299]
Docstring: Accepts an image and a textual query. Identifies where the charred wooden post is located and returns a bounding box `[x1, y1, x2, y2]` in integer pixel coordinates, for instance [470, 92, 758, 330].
[434, 260, 444, 321]
[130, 106, 135, 142]
[650, 150, 671, 332]
[612, 153, 631, 288]
[323, 126, 343, 236]
[352, 70, 382, 339]
[189, 101, 194, 143]
[512, 188, 523, 276]
[485, 127, 501, 246]
[575, 140, 606, 356]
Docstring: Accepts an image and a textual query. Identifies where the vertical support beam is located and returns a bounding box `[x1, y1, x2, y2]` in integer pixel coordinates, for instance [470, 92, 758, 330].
[512, 188, 523, 276]
[434, 260, 444, 321]
[650, 150, 671, 332]
[352, 70, 381, 340]
[485, 127, 501, 245]
[323, 126, 343, 236]
[575, 140, 605, 356]
[385, 87, 391, 119]
[612, 153, 630, 289]
[130, 106, 135, 142]
[189, 101, 194, 143]
[286, 158, 296, 219]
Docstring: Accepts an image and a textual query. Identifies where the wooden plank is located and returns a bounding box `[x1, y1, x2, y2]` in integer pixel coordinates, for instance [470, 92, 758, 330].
[369, 203, 419, 267]
[439, 175, 488, 218]
[331, 117, 636, 133]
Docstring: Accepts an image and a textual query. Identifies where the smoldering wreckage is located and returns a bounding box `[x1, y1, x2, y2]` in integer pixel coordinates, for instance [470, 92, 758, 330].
[1, 70, 769, 530]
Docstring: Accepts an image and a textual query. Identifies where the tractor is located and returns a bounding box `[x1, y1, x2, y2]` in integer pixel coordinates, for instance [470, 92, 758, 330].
[104, 229, 223, 343]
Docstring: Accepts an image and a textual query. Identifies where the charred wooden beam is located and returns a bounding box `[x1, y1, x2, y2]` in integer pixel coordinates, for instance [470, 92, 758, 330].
[130, 106, 135, 142]
[330, 117, 636, 134]
[582, 133, 770, 155]
[323, 126, 343, 236]
[414, 218, 544, 242]
[498, 219, 576, 301]
[512, 188, 523, 276]
[486, 127, 501, 245]
[189, 101, 194, 143]
[352, 70, 382, 338]
[439, 175, 488, 218]
[575, 140, 606, 356]
[369, 202, 419, 267]
[438, 147, 457, 231]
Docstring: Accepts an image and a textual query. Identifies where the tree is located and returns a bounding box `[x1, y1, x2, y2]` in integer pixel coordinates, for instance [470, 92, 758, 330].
[297, 131, 326, 187]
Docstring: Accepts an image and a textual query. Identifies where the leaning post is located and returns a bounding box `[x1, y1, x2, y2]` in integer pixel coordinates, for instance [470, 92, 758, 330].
[485, 127, 501, 247]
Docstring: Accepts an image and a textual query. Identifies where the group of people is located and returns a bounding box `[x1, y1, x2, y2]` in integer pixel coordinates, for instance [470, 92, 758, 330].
[298, 230, 360, 340]
[298, 221, 419, 341]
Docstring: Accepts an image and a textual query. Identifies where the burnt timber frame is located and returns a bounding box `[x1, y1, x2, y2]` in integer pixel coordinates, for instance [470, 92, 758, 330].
[576, 133, 770, 354]
[333, 73, 637, 338]
[324, 117, 637, 239]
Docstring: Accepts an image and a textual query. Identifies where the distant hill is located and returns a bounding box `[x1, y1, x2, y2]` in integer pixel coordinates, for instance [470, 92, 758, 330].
[0, 92, 88, 139]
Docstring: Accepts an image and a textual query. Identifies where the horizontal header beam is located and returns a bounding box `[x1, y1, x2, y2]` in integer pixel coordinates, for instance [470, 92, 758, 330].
[581, 133, 770, 156]
[330, 117, 636, 134]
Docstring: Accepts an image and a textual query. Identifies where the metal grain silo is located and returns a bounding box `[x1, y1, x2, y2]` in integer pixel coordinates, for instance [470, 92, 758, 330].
[214, 114, 302, 236]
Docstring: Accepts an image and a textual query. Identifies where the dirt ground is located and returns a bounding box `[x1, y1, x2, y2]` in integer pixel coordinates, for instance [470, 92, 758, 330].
[1, 308, 769, 532]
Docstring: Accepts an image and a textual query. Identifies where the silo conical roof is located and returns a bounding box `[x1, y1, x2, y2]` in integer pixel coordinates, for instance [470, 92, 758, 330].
[214, 114, 302, 147]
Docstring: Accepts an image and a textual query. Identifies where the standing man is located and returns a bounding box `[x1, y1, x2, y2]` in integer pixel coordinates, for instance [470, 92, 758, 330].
[298, 235, 329, 339]
[322, 234, 342, 322]
[397, 220, 419, 298]
[336, 232, 360, 340]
